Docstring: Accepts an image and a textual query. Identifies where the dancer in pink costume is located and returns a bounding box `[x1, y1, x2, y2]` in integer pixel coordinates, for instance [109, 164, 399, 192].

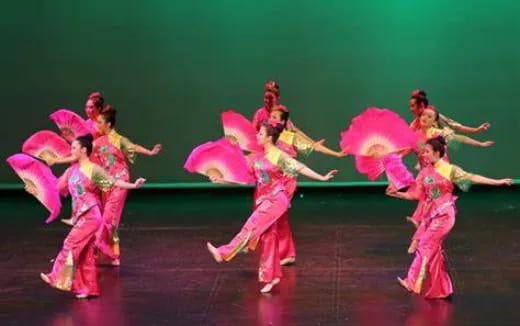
[91, 107, 161, 266]
[207, 122, 338, 293]
[39, 134, 146, 299]
[84, 92, 105, 137]
[268, 105, 346, 265]
[408, 89, 490, 133]
[387, 136, 512, 299]
[54, 92, 105, 142]
[50, 105, 161, 265]
[406, 105, 494, 229]
[251, 81, 313, 144]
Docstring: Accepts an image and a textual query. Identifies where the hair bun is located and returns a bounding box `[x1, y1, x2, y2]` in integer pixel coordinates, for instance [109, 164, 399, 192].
[411, 89, 427, 98]
[84, 133, 94, 143]
[102, 104, 114, 113]
[433, 135, 446, 146]
[89, 91, 102, 99]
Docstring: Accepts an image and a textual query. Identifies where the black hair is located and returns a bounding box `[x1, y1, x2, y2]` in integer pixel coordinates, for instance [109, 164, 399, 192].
[426, 136, 447, 157]
[265, 81, 280, 97]
[261, 121, 285, 143]
[88, 92, 105, 110]
[411, 89, 427, 98]
[99, 105, 116, 127]
[272, 106, 290, 129]
[76, 134, 94, 155]
[411, 94, 429, 107]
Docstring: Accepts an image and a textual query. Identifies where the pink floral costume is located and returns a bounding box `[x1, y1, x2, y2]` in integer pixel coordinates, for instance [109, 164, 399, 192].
[216, 146, 303, 283]
[402, 159, 471, 298]
[91, 129, 136, 261]
[46, 161, 114, 296]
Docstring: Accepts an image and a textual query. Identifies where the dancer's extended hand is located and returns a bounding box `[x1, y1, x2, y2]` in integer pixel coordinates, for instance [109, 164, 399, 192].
[24, 184, 38, 196]
[499, 178, 514, 186]
[385, 184, 399, 197]
[478, 122, 491, 132]
[479, 140, 494, 147]
[134, 178, 146, 189]
[150, 144, 162, 155]
[209, 175, 226, 184]
[322, 170, 338, 181]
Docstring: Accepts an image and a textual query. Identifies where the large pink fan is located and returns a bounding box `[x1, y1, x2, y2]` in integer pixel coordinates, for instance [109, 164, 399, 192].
[6, 154, 62, 223]
[221, 110, 262, 152]
[340, 107, 417, 157]
[340, 107, 416, 179]
[22, 130, 71, 164]
[184, 137, 255, 184]
[49, 109, 92, 140]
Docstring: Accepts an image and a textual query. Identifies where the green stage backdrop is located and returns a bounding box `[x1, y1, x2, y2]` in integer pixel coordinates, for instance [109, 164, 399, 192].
[1, 1, 518, 184]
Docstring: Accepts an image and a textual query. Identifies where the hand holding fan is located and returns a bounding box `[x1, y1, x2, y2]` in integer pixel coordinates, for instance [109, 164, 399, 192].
[184, 138, 255, 184]
[22, 130, 71, 164]
[49, 109, 92, 141]
[340, 107, 417, 180]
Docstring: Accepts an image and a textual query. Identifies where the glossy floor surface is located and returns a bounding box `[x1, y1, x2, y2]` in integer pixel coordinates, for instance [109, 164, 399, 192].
[1, 187, 519, 325]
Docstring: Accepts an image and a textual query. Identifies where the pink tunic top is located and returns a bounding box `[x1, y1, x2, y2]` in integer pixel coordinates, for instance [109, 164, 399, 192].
[92, 129, 136, 181]
[59, 162, 114, 219]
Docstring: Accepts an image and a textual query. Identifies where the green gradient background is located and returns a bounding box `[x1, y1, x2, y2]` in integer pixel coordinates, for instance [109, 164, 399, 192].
[1, 1, 518, 183]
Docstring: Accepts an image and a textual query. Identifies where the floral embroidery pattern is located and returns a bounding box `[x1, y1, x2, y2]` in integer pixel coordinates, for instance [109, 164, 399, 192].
[255, 160, 270, 184]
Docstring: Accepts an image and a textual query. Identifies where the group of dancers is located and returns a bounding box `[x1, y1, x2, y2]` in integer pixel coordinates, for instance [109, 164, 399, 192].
[8, 93, 161, 298]
[7, 82, 513, 299]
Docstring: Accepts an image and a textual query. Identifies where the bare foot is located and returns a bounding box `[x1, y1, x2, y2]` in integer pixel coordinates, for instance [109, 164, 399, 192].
[397, 277, 411, 292]
[206, 242, 223, 262]
[407, 240, 418, 254]
[61, 219, 75, 226]
[405, 216, 418, 228]
[280, 257, 296, 266]
[260, 278, 280, 293]
[40, 272, 50, 284]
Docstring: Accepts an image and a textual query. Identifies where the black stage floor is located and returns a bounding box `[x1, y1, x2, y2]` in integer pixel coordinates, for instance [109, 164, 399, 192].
[0, 187, 519, 325]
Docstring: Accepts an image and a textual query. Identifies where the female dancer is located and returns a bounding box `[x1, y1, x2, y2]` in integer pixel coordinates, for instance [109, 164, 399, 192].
[206, 122, 337, 293]
[51, 106, 161, 265]
[268, 105, 346, 265]
[406, 105, 494, 229]
[387, 136, 512, 299]
[251, 81, 313, 143]
[84, 92, 104, 137]
[91, 107, 161, 266]
[58, 92, 104, 142]
[409, 90, 490, 133]
[38, 134, 146, 299]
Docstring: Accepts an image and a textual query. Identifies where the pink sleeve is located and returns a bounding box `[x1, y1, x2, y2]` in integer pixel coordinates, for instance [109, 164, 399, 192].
[251, 110, 262, 131]
[405, 170, 424, 199]
[57, 167, 71, 197]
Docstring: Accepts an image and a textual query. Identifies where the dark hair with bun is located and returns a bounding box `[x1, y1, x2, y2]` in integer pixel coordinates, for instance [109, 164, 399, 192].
[99, 105, 116, 127]
[426, 136, 447, 157]
[261, 121, 285, 143]
[411, 94, 429, 108]
[76, 134, 94, 155]
[411, 89, 427, 98]
[88, 92, 105, 110]
[265, 81, 280, 97]
[272, 106, 290, 129]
